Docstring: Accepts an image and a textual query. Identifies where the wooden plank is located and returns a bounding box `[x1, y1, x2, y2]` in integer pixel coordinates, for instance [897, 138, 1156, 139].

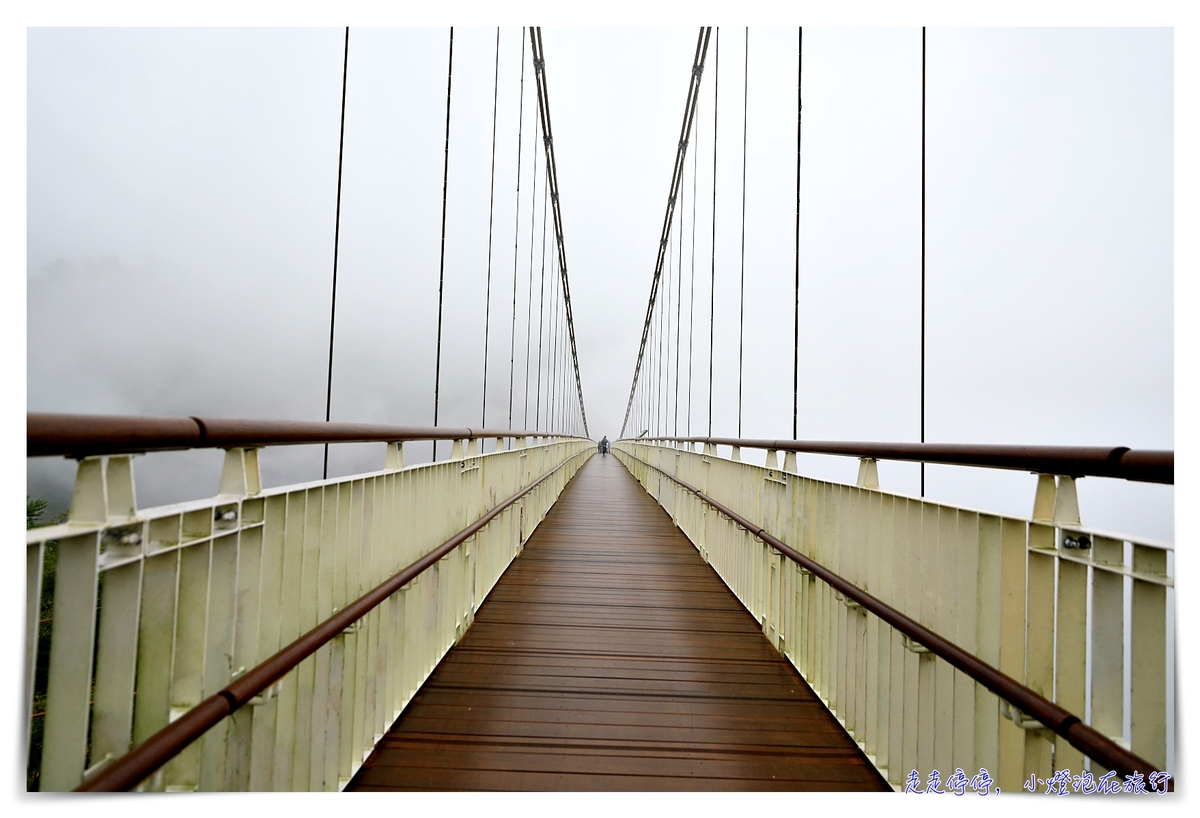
[347, 455, 888, 791]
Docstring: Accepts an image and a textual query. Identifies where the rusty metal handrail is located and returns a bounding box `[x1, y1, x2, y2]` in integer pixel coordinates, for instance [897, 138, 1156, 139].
[617, 446, 1164, 781]
[27, 412, 574, 458]
[75, 447, 591, 792]
[631, 435, 1173, 484]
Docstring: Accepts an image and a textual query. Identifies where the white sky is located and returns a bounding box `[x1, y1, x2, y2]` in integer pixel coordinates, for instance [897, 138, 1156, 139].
[23, 22, 1176, 543]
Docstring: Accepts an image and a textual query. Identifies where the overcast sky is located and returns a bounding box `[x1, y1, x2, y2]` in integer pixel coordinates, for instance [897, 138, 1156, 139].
[25, 26, 1174, 541]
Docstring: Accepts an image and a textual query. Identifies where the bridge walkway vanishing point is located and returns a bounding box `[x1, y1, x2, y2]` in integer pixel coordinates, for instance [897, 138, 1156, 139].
[347, 453, 889, 791]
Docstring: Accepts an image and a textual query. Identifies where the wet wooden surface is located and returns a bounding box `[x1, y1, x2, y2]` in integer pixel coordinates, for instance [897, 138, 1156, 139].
[346, 453, 890, 791]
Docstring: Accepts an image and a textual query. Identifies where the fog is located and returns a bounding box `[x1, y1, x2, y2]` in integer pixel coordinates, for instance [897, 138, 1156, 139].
[27, 27, 1172, 542]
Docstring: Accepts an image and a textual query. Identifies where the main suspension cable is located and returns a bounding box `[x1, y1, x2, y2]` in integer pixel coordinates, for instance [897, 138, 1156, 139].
[530, 27, 589, 437]
[619, 27, 712, 438]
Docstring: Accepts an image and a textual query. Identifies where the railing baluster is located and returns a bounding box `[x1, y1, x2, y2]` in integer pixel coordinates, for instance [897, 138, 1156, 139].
[273, 491, 305, 790]
[24, 540, 44, 770]
[227, 522, 263, 790]
[933, 507, 956, 774]
[973, 515, 1003, 781]
[90, 559, 143, 781]
[40, 532, 101, 791]
[163, 539, 210, 790]
[952, 511, 980, 774]
[1131, 545, 1168, 769]
[199, 533, 239, 790]
[996, 517, 1027, 791]
[1055, 546, 1088, 775]
[1025, 531, 1056, 780]
[1089, 536, 1125, 771]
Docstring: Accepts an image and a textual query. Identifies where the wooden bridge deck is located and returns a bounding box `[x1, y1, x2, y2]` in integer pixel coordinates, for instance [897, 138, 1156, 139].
[347, 453, 890, 791]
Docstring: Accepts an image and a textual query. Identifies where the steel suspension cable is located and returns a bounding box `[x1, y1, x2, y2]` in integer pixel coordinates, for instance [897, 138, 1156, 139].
[686, 110, 698, 436]
[523, 114, 539, 428]
[481, 27, 501, 428]
[432, 26, 455, 461]
[921, 26, 927, 497]
[673, 166, 684, 436]
[549, 249, 560, 431]
[793, 27, 803, 441]
[322, 27, 350, 480]
[535, 171, 548, 429]
[648, 298, 655, 434]
[662, 213, 672, 434]
[561, 286, 569, 432]
[508, 28, 527, 429]
[708, 28, 719, 437]
[530, 27, 589, 436]
[619, 27, 712, 438]
[657, 291, 667, 434]
[737, 27, 748, 438]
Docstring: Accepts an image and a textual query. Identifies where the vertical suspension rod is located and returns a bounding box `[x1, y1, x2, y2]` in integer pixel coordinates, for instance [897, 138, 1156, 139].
[432, 27, 455, 461]
[323, 26, 350, 479]
[481, 27, 501, 427]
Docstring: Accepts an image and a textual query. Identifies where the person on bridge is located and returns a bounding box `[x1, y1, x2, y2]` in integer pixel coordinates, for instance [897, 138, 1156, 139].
[598, 436, 610, 455]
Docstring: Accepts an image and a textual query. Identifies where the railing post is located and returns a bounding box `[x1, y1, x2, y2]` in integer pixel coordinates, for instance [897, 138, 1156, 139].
[384, 441, 405, 471]
[1052, 476, 1080, 526]
[69, 454, 138, 523]
[467, 438, 479, 457]
[766, 449, 779, 470]
[451, 439, 465, 460]
[1031, 474, 1057, 523]
[854, 458, 879, 490]
[218, 448, 261, 497]
[783, 451, 797, 474]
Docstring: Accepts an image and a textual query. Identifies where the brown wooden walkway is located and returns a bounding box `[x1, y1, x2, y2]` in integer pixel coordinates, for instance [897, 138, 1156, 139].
[346, 453, 890, 791]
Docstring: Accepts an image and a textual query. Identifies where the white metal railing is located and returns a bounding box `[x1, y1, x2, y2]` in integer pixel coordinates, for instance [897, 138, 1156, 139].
[26, 436, 593, 791]
[613, 440, 1172, 793]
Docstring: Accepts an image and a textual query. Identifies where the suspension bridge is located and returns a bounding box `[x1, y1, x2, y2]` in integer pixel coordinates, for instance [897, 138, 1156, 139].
[24, 27, 1174, 793]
